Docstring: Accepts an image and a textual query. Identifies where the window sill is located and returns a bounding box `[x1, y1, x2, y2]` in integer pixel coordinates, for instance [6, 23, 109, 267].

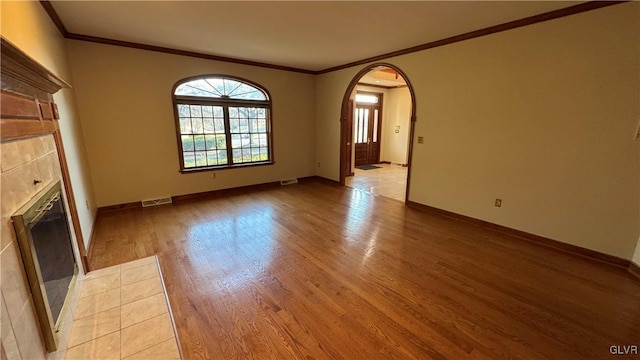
[180, 161, 274, 174]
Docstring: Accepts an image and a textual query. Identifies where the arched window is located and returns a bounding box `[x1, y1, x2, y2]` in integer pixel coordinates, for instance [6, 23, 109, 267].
[173, 75, 273, 172]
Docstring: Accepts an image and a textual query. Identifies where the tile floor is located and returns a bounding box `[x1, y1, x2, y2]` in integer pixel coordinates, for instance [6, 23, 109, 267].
[50, 256, 181, 360]
[346, 163, 408, 201]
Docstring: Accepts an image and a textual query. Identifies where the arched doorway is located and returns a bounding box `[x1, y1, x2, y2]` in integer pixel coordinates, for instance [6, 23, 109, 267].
[339, 63, 417, 203]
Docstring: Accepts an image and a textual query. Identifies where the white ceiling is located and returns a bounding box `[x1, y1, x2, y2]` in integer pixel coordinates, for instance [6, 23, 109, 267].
[51, 1, 583, 72]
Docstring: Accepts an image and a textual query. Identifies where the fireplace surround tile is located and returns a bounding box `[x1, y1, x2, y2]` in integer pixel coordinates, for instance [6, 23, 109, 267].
[0, 216, 16, 251]
[1, 293, 21, 360]
[0, 136, 47, 173]
[13, 299, 46, 360]
[0, 241, 31, 324]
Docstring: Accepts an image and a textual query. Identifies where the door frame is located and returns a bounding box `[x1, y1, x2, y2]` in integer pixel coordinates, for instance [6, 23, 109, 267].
[339, 63, 417, 203]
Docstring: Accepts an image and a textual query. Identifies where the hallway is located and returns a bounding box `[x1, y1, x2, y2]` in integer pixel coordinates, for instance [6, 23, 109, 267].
[345, 163, 408, 201]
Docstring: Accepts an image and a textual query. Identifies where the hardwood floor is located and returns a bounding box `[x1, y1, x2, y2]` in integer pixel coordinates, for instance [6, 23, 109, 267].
[89, 179, 640, 360]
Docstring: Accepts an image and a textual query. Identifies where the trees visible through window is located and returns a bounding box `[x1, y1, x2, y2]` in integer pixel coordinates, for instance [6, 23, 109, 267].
[173, 76, 273, 171]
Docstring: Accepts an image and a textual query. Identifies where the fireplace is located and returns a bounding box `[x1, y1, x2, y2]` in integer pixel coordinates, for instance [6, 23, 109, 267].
[11, 180, 78, 351]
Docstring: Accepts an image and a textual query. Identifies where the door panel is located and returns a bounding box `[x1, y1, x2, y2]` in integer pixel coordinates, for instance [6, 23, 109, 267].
[354, 104, 381, 166]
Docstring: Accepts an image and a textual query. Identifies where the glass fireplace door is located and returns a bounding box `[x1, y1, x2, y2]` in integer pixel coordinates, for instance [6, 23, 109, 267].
[30, 191, 76, 323]
[12, 180, 78, 351]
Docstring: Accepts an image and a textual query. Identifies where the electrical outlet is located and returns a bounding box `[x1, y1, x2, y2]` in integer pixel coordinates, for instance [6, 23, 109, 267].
[494, 199, 502, 207]
[85, 200, 90, 210]
[417, 136, 424, 144]
[211, 173, 216, 179]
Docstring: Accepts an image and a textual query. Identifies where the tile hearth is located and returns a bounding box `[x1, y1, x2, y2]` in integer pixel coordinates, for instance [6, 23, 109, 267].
[51, 256, 181, 360]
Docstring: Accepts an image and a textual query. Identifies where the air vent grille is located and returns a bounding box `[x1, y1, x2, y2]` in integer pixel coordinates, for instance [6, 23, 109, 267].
[280, 179, 298, 186]
[141, 197, 172, 207]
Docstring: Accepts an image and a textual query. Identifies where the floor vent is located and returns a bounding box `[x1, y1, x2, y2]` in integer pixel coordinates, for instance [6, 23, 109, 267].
[141, 197, 172, 207]
[280, 178, 298, 186]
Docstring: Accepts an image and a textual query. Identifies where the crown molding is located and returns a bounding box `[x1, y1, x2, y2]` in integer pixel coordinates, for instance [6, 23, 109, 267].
[40, 1, 627, 76]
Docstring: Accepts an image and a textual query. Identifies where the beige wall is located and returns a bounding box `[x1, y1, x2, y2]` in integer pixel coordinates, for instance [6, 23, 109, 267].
[315, 3, 640, 259]
[1, 1, 96, 249]
[633, 239, 640, 266]
[66, 41, 316, 207]
[381, 87, 411, 165]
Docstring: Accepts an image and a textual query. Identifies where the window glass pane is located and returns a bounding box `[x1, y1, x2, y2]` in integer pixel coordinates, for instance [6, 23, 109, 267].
[203, 118, 214, 133]
[257, 119, 266, 132]
[251, 134, 260, 147]
[251, 148, 260, 161]
[206, 151, 218, 166]
[231, 134, 241, 148]
[213, 106, 224, 118]
[373, 109, 379, 142]
[202, 106, 213, 117]
[259, 134, 267, 146]
[218, 150, 228, 164]
[229, 107, 238, 118]
[237, 107, 248, 120]
[179, 118, 192, 134]
[183, 152, 195, 168]
[356, 93, 379, 104]
[230, 119, 239, 133]
[216, 135, 227, 149]
[190, 105, 202, 118]
[192, 118, 204, 134]
[181, 135, 194, 151]
[241, 134, 250, 148]
[214, 118, 225, 134]
[194, 135, 206, 151]
[178, 104, 190, 117]
[175, 80, 220, 97]
[257, 108, 266, 118]
[232, 149, 242, 163]
[249, 119, 258, 133]
[239, 119, 249, 134]
[260, 147, 268, 161]
[363, 109, 369, 142]
[242, 149, 252, 162]
[227, 83, 267, 100]
[205, 135, 216, 150]
[195, 151, 207, 167]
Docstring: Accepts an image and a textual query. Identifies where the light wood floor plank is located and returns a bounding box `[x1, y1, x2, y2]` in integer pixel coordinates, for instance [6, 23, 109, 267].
[89, 180, 640, 359]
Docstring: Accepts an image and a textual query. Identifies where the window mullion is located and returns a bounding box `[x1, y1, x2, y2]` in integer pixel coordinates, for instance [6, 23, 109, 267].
[223, 105, 233, 165]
